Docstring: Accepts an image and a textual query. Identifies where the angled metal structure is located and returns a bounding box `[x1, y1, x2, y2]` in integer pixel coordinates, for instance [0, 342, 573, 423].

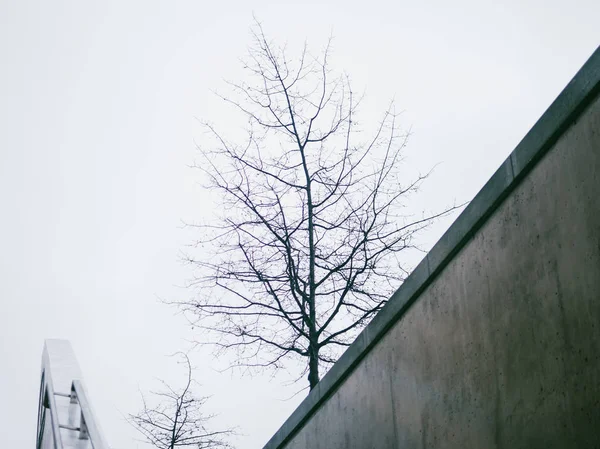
[36, 340, 109, 449]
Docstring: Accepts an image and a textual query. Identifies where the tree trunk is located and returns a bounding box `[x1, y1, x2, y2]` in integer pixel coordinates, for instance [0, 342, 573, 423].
[308, 343, 319, 390]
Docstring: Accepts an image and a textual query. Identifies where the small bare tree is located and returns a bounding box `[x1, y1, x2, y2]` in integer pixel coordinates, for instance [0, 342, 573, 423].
[180, 22, 459, 390]
[128, 354, 232, 449]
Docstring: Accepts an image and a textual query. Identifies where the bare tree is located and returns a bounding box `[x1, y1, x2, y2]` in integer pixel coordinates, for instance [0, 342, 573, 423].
[128, 354, 232, 449]
[180, 22, 460, 391]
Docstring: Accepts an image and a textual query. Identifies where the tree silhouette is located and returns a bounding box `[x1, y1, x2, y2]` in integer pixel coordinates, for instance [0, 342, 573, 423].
[128, 354, 232, 449]
[180, 22, 459, 390]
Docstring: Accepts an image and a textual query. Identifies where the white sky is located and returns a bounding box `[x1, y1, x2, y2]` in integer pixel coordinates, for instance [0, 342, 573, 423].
[0, 1, 598, 448]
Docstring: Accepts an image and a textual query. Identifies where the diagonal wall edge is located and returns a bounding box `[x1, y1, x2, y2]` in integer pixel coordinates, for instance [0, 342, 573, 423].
[263, 45, 600, 449]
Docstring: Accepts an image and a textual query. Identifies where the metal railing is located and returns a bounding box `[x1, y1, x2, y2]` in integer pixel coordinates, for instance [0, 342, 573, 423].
[36, 340, 108, 449]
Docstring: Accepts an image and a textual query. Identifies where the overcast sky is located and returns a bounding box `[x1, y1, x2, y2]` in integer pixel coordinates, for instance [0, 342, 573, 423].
[0, 1, 598, 448]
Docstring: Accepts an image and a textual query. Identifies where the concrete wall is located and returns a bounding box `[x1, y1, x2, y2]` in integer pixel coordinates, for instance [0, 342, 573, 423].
[264, 47, 600, 449]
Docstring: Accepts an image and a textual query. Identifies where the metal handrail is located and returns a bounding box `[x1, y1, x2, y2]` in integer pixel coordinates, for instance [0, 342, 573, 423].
[36, 376, 108, 449]
[71, 380, 109, 449]
[43, 369, 65, 449]
[37, 340, 109, 449]
[36, 372, 46, 449]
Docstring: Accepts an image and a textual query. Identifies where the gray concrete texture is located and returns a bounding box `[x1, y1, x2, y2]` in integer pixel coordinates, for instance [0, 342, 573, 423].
[267, 49, 600, 449]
